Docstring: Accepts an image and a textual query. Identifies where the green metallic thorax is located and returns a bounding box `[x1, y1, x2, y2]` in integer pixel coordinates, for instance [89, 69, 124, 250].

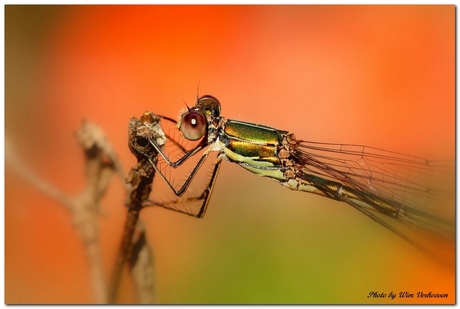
[224, 120, 283, 144]
[218, 120, 287, 180]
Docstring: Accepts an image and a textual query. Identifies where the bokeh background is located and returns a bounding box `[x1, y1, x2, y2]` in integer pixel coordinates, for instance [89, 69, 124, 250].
[5, 5, 455, 304]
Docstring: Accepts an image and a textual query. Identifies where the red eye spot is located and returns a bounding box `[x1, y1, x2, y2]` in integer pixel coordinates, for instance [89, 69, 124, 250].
[180, 111, 206, 141]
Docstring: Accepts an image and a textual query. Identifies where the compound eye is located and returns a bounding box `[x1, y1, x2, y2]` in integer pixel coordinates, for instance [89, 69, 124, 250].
[179, 111, 207, 141]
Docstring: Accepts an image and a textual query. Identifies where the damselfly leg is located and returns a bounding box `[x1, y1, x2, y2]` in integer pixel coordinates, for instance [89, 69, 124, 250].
[129, 112, 221, 218]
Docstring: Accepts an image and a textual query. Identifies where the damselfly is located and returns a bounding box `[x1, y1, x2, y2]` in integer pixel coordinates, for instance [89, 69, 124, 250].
[143, 95, 454, 251]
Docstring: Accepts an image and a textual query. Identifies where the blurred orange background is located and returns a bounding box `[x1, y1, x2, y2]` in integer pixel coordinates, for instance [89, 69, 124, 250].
[5, 5, 455, 304]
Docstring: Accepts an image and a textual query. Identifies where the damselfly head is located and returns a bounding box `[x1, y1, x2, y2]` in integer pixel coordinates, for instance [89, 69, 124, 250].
[176, 95, 221, 141]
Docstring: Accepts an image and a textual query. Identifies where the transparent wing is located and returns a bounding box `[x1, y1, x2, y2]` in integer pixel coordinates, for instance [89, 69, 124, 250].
[295, 140, 455, 239]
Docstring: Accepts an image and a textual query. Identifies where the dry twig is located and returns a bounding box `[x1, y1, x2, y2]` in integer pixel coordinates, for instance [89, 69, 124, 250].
[6, 120, 124, 304]
[108, 111, 166, 303]
[7, 113, 164, 304]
